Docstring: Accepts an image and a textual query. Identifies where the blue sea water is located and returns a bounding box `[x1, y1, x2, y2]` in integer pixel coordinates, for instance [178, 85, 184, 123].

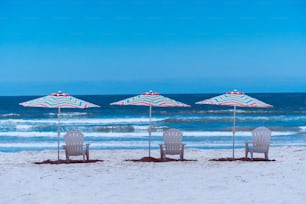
[0, 93, 305, 152]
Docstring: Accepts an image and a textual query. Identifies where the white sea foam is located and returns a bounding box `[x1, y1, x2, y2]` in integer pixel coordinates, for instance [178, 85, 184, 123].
[183, 131, 298, 137]
[133, 125, 150, 130]
[1, 115, 305, 127]
[15, 124, 32, 130]
[49, 112, 90, 117]
[0, 142, 56, 147]
[0, 117, 165, 125]
[299, 126, 306, 131]
[0, 131, 58, 137]
[1, 113, 21, 117]
[0, 131, 152, 138]
[0, 119, 56, 124]
[0, 130, 298, 138]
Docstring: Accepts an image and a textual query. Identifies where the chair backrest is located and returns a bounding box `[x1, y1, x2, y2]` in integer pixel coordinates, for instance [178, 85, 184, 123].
[64, 130, 84, 155]
[163, 128, 183, 154]
[163, 128, 183, 144]
[252, 126, 271, 152]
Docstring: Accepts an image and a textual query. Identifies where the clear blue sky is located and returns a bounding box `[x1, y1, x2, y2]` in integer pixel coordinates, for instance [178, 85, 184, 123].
[0, 0, 305, 95]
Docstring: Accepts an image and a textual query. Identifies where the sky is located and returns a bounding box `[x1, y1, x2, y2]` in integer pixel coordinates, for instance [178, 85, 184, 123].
[0, 0, 306, 96]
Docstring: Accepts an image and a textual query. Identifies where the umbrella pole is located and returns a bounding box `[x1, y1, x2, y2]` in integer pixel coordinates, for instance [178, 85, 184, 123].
[148, 105, 152, 158]
[232, 106, 236, 159]
[57, 107, 61, 160]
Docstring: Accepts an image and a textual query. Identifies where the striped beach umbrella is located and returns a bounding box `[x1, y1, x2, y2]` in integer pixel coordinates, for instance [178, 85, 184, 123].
[196, 90, 272, 158]
[20, 91, 100, 160]
[111, 90, 190, 157]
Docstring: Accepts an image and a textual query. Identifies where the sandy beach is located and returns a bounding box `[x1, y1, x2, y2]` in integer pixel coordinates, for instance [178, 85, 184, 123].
[0, 146, 305, 204]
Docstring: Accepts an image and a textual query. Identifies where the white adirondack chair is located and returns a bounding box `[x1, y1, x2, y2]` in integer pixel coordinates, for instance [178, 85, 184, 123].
[160, 128, 185, 160]
[63, 130, 89, 162]
[245, 126, 271, 160]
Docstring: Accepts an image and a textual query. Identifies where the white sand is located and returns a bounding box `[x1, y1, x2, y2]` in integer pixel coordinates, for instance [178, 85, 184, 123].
[0, 147, 305, 204]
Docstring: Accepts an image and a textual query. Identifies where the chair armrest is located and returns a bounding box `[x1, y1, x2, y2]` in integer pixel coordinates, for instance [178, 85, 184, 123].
[245, 142, 250, 148]
[245, 141, 254, 146]
[245, 141, 253, 146]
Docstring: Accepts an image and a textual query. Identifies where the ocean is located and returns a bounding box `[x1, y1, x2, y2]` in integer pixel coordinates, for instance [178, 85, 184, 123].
[0, 93, 305, 152]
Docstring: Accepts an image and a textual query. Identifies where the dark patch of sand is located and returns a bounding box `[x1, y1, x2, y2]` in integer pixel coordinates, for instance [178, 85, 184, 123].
[34, 159, 103, 165]
[209, 157, 276, 162]
[125, 156, 197, 162]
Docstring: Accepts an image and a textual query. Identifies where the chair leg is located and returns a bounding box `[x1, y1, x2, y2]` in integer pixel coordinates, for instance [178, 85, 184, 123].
[245, 143, 249, 159]
[265, 152, 268, 160]
[160, 145, 165, 160]
[160, 146, 162, 159]
[86, 151, 89, 161]
[65, 151, 69, 162]
[180, 146, 184, 161]
[85, 144, 89, 161]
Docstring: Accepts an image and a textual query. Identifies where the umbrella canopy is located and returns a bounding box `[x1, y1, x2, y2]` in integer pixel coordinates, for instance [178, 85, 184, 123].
[196, 90, 272, 158]
[19, 91, 100, 160]
[110, 90, 190, 157]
